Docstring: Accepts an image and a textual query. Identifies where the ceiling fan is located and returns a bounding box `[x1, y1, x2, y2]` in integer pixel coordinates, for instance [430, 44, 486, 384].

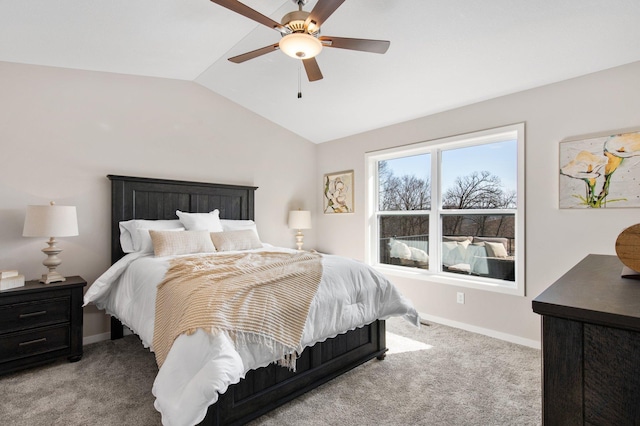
[210, 0, 390, 82]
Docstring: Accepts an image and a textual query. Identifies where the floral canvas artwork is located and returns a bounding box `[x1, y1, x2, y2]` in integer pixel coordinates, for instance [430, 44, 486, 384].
[559, 130, 640, 208]
[324, 170, 354, 214]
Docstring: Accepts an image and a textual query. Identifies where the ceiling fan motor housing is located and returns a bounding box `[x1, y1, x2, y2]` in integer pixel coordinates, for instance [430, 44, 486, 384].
[281, 10, 318, 35]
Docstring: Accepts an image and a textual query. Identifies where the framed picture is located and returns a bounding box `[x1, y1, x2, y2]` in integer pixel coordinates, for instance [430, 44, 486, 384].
[559, 129, 640, 208]
[323, 170, 354, 214]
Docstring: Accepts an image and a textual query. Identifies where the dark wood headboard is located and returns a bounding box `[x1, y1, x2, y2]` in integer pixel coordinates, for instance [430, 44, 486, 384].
[108, 175, 257, 264]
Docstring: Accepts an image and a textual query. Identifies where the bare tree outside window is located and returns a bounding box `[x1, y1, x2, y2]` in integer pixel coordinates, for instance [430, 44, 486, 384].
[442, 171, 516, 238]
[378, 160, 430, 239]
[378, 161, 431, 261]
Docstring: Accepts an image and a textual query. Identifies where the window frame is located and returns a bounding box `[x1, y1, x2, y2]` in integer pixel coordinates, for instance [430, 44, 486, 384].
[365, 123, 526, 296]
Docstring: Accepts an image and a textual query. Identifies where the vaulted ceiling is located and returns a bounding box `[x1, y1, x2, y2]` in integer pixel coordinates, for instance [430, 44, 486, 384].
[2, 0, 639, 143]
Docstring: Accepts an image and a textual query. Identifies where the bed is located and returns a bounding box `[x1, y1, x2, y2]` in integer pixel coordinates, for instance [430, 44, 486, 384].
[85, 174, 418, 426]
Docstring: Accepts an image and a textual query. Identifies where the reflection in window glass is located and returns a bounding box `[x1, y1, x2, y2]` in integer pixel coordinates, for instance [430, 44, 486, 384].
[441, 214, 515, 281]
[378, 215, 429, 269]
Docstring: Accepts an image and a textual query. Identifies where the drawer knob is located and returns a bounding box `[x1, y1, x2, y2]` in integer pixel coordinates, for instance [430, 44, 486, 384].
[19, 337, 47, 346]
[19, 310, 47, 319]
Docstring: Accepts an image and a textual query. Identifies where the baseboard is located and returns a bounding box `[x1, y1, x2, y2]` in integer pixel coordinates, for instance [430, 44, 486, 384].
[82, 332, 110, 345]
[419, 312, 541, 349]
[82, 327, 133, 346]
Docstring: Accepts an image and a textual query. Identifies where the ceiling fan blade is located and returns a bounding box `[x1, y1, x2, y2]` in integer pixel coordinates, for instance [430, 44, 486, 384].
[303, 58, 323, 82]
[210, 0, 289, 34]
[319, 36, 390, 54]
[228, 43, 280, 63]
[305, 0, 345, 30]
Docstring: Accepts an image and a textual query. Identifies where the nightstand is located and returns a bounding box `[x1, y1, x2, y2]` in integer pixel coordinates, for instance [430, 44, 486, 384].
[0, 276, 86, 376]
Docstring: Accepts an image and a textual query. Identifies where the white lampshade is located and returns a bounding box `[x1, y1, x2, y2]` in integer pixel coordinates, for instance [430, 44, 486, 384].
[23, 202, 78, 284]
[23, 203, 78, 237]
[279, 33, 323, 59]
[288, 210, 311, 230]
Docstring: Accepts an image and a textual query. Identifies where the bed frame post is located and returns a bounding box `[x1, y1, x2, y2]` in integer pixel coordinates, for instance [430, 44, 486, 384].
[376, 318, 387, 360]
[110, 316, 124, 340]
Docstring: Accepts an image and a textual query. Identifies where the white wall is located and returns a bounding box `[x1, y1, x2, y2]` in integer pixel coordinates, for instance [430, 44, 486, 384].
[3, 60, 638, 345]
[316, 61, 640, 344]
[0, 61, 317, 339]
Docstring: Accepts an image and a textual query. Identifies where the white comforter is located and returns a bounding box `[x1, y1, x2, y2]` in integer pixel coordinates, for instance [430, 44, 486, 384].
[84, 246, 419, 426]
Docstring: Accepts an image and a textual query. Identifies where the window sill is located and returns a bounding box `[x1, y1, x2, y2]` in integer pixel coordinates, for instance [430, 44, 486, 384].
[373, 263, 524, 296]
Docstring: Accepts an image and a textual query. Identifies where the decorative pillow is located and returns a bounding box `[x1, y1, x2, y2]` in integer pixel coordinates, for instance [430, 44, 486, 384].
[473, 236, 509, 247]
[220, 219, 260, 239]
[443, 236, 473, 243]
[485, 241, 509, 258]
[149, 230, 216, 257]
[137, 228, 185, 254]
[176, 210, 223, 232]
[119, 219, 183, 253]
[210, 230, 262, 252]
[389, 239, 412, 259]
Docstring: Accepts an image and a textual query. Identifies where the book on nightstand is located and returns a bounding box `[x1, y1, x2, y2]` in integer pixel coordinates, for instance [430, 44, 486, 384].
[0, 271, 25, 290]
[0, 269, 19, 279]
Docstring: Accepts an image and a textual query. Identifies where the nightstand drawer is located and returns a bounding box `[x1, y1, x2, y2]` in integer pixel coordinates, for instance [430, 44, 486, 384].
[0, 296, 70, 333]
[0, 325, 70, 364]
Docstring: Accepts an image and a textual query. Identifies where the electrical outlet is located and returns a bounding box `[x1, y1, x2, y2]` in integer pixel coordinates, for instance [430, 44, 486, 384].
[456, 292, 465, 304]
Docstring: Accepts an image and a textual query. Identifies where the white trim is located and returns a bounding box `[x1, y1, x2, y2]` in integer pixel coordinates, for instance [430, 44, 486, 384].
[82, 327, 133, 346]
[375, 265, 522, 296]
[418, 311, 540, 349]
[82, 332, 110, 345]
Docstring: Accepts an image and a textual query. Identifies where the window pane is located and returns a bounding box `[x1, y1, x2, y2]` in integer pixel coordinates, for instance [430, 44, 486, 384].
[441, 141, 517, 209]
[378, 154, 431, 211]
[378, 215, 429, 269]
[441, 214, 515, 281]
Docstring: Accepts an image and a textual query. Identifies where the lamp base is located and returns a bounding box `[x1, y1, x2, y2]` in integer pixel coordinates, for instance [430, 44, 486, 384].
[41, 271, 66, 284]
[40, 237, 66, 284]
[295, 230, 305, 251]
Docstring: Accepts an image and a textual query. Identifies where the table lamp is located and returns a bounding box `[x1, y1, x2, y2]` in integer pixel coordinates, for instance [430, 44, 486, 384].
[288, 210, 311, 250]
[23, 201, 78, 284]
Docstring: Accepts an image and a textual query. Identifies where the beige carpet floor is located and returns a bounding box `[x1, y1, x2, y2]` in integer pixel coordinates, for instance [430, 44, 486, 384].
[0, 317, 541, 425]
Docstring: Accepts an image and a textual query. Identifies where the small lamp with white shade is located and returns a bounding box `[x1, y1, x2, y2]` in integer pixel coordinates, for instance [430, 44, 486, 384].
[23, 201, 78, 284]
[288, 210, 311, 251]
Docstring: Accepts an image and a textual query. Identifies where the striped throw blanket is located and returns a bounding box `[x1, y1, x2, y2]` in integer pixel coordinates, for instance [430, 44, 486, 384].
[152, 251, 323, 368]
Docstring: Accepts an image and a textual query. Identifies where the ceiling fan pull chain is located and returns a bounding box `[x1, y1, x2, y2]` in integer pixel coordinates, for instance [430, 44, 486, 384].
[298, 64, 302, 98]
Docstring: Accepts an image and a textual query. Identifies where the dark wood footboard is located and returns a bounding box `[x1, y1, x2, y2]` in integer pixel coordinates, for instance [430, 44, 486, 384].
[111, 317, 387, 425]
[199, 319, 387, 426]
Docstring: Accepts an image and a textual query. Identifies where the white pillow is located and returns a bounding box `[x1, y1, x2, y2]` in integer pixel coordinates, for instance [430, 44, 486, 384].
[149, 230, 215, 257]
[220, 219, 260, 239]
[119, 219, 183, 253]
[176, 210, 223, 232]
[485, 241, 509, 258]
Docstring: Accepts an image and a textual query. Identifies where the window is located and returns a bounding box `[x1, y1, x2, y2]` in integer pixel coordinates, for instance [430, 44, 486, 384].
[365, 123, 525, 295]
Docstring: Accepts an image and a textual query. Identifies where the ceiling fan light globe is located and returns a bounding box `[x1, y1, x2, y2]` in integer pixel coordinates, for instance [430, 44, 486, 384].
[279, 33, 322, 59]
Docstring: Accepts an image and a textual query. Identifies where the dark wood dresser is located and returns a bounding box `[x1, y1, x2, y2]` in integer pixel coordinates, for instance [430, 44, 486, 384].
[0, 276, 86, 375]
[532, 255, 640, 425]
